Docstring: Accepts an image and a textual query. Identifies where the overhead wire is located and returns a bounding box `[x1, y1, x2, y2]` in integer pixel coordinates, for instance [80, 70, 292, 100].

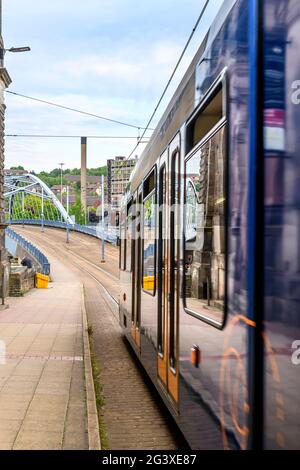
[6, 90, 155, 131]
[126, 0, 210, 160]
[5, 134, 150, 140]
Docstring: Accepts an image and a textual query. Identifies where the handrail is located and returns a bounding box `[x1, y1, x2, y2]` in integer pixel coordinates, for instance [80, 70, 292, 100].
[9, 219, 118, 245]
[6, 227, 51, 275]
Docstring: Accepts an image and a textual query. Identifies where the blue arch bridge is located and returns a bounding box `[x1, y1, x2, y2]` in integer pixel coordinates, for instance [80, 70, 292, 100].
[4, 173, 118, 245]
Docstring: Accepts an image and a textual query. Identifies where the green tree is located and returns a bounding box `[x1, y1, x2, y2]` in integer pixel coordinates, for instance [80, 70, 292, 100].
[10, 165, 25, 170]
[69, 195, 86, 225]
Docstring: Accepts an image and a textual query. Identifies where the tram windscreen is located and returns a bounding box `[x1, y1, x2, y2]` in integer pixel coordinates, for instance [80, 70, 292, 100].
[184, 125, 226, 325]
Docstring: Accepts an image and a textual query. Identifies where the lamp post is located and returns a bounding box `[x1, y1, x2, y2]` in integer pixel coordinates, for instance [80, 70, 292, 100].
[0, 46, 31, 63]
[58, 162, 65, 221]
[100, 175, 105, 263]
[66, 185, 70, 244]
[22, 191, 24, 227]
[41, 187, 44, 232]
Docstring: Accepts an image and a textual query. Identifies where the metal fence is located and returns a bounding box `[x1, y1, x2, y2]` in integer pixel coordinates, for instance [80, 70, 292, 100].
[6, 227, 51, 275]
[10, 219, 118, 245]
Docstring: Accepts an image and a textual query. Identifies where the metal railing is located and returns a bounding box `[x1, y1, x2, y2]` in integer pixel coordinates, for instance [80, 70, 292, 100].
[6, 227, 51, 275]
[10, 219, 118, 245]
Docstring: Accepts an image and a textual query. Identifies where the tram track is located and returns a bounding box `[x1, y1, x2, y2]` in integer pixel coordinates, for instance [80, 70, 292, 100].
[15, 226, 120, 305]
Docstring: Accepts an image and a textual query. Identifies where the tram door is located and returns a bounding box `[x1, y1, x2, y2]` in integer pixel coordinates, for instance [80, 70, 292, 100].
[157, 136, 180, 405]
[131, 191, 142, 348]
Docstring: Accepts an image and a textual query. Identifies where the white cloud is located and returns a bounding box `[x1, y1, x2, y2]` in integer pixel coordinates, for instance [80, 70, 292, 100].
[4, 0, 225, 172]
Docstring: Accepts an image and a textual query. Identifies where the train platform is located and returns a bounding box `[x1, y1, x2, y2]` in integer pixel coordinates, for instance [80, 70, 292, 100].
[0, 254, 98, 450]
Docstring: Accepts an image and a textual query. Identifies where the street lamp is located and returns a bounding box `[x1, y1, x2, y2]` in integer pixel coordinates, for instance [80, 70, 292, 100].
[0, 46, 31, 61]
[58, 162, 65, 209]
[6, 47, 31, 53]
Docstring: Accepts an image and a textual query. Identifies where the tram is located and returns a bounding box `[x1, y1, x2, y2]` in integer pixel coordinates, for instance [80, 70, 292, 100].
[119, 0, 300, 449]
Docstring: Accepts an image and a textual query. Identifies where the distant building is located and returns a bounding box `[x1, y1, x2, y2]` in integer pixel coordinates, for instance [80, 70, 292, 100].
[65, 174, 108, 204]
[107, 156, 136, 213]
[65, 175, 101, 185]
[50, 184, 69, 196]
[4, 168, 27, 176]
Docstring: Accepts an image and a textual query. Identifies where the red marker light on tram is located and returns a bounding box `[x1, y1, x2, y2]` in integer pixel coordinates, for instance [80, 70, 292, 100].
[191, 345, 201, 368]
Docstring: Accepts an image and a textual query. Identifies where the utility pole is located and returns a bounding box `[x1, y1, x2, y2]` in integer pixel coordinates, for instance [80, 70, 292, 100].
[59, 162, 65, 204]
[101, 174, 105, 263]
[58, 162, 65, 221]
[41, 187, 44, 232]
[81, 137, 87, 225]
[66, 185, 70, 244]
[22, 191, 24, 227]
[8, 196, 11, 223]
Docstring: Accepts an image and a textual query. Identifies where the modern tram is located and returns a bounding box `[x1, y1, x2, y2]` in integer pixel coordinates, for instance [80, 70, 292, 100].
[119, 0, 300, 449]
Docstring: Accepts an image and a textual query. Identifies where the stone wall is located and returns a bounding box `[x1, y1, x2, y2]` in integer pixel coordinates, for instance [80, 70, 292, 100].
[9, 267, 35, 297]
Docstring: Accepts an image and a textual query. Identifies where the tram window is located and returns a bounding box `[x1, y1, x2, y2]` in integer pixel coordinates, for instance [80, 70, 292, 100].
[184, 124, 226, 326]
[142, 169, 156, 295]
[126, 200, 133, 272]
[170, 150, 180, 370]
[120, 225, 124, 270]
[143, 169, 155, 197]
[120, 210, 126, 271]
[158, 164, 166, 355]
[186, 85, 224, 155]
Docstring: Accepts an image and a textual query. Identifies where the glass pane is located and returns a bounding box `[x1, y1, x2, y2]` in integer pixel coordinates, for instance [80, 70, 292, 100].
[126, 203, 133, 271]
[170, 151, 180, 369]
[184, 125, 226, 324]
[143, 192, 156, 294]
[120, 209, 126, 270]
[120, 225, 125, 270]
[158, 166, 166, 354]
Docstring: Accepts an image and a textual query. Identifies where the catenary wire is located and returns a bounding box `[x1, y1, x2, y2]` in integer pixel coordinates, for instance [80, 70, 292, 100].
[5, 134, 150, 140]
[6, 90, 155, 131]
[126, 0, 210, 160]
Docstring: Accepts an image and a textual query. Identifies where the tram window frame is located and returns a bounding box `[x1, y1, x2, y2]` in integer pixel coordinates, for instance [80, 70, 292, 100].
[142, 167, 157, 297]
[169, 148, 180, 371]
[120, 207, 126, 271]
[125, 198, 133, 273]
[183, 72, 228, 330]
[185, 70, 227, 155]
[157, 162, 166, 356]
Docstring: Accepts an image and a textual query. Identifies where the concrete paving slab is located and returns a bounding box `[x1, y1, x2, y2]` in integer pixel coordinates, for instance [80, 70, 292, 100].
[13, 430, 62, 450]
[0, 255, 89, 450]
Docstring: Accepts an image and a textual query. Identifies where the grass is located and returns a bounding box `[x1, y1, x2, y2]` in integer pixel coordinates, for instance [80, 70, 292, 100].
[89, 333, 110, 450]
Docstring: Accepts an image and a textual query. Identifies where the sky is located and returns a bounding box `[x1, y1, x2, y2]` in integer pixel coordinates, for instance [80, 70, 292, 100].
[3, 0, 224, 172]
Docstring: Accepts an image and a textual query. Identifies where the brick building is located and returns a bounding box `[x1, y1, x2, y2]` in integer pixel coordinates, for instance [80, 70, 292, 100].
[4, 168, 28, 176]
[0, 1, 12, 301]
[65, 174, 108, 204]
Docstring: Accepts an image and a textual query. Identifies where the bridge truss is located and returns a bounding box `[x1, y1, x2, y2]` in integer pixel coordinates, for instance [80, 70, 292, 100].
[4, 173, 74, 225]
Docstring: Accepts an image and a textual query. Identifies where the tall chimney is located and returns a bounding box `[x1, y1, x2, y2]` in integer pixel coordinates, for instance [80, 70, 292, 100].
[81, 137, 87, 221]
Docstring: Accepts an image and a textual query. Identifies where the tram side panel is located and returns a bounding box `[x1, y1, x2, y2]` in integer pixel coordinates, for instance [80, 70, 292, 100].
[120, 0, 253, 450]
[177, 0, 251, 450]
[263, 0, 300, 450]
[119, 0, 300, 451]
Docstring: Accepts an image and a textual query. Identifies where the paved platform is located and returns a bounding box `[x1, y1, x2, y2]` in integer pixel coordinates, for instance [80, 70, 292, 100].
[0, 256, 88, 450]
